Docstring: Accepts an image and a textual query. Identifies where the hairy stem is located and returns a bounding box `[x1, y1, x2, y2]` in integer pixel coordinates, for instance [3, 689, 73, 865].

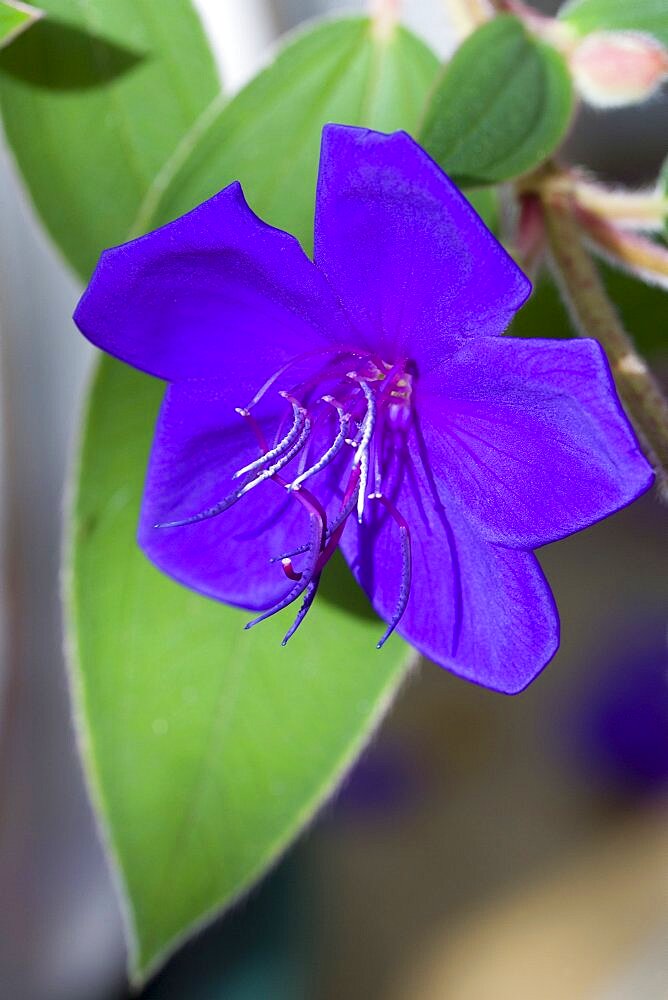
[572, 178, 668, 232]
[543, 191, 668, 497]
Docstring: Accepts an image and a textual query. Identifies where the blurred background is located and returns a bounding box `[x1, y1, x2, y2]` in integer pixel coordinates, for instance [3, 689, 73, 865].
[0, 1, 666, 998]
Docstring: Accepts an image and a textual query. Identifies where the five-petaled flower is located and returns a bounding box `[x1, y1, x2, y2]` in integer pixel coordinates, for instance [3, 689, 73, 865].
[74, 125, 654, 693]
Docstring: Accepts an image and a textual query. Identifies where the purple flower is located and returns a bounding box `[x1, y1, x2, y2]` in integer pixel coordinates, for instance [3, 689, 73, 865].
[74, 125, 653, 693]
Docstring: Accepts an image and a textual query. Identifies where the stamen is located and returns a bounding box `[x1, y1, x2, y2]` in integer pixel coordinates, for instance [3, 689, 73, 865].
[236, 407, 269, 452]
[345, 377, 376, 523]
[280, 558, 302, 582]
[316, 465, 362, 569]
[269, 543, 311, 564]
[154, 489, 242, 529]
[233, 396, 305, 479]
[155, 405, 306, 530]
[351, 379, 376, 466]
[357, 449, 369, 523]
[368, 493, 412, 649]
[242, 349, 351, 411]
[237, 416, 311, 495]
[288, 396, 351, 490]
[244, 509, 324, 630]
[281, 575, 321, 646]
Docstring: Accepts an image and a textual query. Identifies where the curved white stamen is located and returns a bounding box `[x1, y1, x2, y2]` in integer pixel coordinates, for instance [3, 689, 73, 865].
[288, 396, 351, 490]
[346, 378, 376, 522]
[357, 449, 369, 522]
[238, 417, 311, 495]
[352, 379, 376, 466]
[233, 396, 305, 479]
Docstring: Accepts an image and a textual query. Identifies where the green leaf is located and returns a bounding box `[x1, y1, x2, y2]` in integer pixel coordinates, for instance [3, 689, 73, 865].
[419, 15, 574, 186]
[510, 263, 668, 358]
[69, 360, 412, 980]
[68, 16, 436, 980]
[141, 16, 440, 252]
[662, 156, 668, 239]
[0, 0, 41, 48]
[465, 186, 500, 233]
[0, 0, 219, 278]
[559, 0, 668, 46]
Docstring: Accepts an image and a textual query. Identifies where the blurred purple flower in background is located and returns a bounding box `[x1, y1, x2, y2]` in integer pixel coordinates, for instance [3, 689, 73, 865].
[570, 621, 668, 795]
[74, 125, 653, 693]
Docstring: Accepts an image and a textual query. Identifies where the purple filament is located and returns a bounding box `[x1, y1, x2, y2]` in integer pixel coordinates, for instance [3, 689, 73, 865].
[368, 492, 412, 648]
[281, 575, 321, 646]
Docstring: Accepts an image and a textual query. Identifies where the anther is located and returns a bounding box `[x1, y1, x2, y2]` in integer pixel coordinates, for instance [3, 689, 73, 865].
[368, 493, 412, 648]
[288, 396, 351, 490]
[233, 397, 306, 480]
[244, 509, 324, 630]
[237, 416, 311, 496]
[281, 575, 321, 646]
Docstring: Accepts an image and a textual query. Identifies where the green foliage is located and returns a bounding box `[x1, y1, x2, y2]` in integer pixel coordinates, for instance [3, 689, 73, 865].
[66, 16, 436, 979]
[559, 0, 668, 46]
[419, 15, 574, 186]
[510, 263, 668, 358]
[0, 0, 219, 278]
[70, 359, 406, 970]
[143, 17, 439, 252]
[69, 359, 410, 979]
[0, 0, 41, 48]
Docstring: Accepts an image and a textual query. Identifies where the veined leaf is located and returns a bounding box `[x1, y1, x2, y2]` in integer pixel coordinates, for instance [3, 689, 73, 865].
[559, 0, 668, 47]
[68, 15, 436, 980]
[69, 359, 411, 980]
[419, 15, 574, 186]
[144, 16, 440, 252]
[0, 0, 41, 49]
[0, 0, 219, 277]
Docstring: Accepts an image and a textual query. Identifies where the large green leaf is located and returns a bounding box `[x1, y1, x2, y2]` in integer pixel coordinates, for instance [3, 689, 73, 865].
[0, 0, 41, 48]
[559, 0, 668, 46]
[0, 0, 219, 278]
[68, 16, 435, 980]
[419, 15, 574, 186]
[141, 16, 440, 251]
[69, 360, 411, 980]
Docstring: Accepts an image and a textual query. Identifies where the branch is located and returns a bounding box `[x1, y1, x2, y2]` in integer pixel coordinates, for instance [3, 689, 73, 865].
[543, 191, 668, 498]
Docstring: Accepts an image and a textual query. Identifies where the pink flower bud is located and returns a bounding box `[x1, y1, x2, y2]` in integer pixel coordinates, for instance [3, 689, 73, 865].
[571, 31, 668, 108]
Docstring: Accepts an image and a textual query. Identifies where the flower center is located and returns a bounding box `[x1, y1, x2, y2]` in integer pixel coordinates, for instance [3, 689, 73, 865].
[158, 348, 414, 647]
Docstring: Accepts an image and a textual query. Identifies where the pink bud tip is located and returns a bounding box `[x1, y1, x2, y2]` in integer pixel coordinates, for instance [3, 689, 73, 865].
[571, 31, 668, 108]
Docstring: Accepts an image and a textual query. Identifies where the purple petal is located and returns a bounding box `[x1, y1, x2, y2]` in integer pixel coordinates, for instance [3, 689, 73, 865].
[419, 337, 654, 549]
[340, 427, 559, 694]
[314, 125, 530, 379]
[138, 376, 338, 611]
[74, 182, 350, 382]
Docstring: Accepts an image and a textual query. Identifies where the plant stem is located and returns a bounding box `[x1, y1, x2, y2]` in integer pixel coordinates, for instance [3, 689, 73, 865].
[370, 0, 400, 41]
[574, 206, 668, 289]
[442, 0, 492, 38]
[543, 190, 668, 498]
[572, 178, 668, 232]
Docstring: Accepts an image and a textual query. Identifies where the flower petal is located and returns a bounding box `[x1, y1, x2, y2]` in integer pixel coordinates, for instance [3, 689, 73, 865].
[340, 431, 559, 693]
[314, 125, 530, 378]
[74, 182, 350, 383]
[138, 376, 338, 611]
[419, 337, 654, 549]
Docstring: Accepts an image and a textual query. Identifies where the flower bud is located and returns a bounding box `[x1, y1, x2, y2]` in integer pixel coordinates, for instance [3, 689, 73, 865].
[571, 31, 668, 108]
